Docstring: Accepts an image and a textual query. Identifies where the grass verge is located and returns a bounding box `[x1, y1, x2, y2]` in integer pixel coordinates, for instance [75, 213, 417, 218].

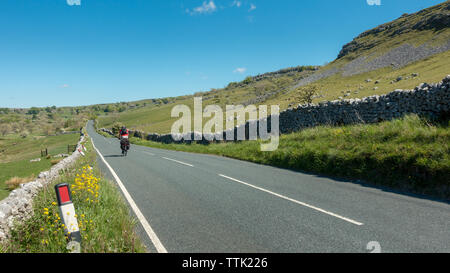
[1, 135, 145, 253]
[130, 114, 450, 200]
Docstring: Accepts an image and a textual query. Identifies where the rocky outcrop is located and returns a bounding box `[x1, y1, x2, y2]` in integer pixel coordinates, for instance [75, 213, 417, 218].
[295, 40, 450, 88]
[0, 135, 86, 243]
[251, 66, 319, 82]
[341, 41, 450, 77]
[338, 2, 450, 59]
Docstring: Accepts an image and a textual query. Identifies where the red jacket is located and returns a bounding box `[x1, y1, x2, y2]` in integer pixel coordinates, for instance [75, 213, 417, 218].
[120, 129, 129, 137]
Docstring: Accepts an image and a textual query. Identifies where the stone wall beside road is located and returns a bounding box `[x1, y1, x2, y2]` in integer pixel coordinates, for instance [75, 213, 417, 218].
[100, 75, 450, 144]
[0, 135, 86, 243]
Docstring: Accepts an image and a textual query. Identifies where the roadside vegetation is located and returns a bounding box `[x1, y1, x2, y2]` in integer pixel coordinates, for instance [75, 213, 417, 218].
[130, 114, 450, 200]
[1, 136, 145, 253]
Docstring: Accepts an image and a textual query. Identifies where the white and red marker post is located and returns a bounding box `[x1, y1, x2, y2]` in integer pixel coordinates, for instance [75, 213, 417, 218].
[55, 183, 81, 253]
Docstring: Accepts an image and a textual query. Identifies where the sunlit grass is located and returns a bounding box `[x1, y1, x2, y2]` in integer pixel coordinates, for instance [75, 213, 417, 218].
[131, 114, 450, 199]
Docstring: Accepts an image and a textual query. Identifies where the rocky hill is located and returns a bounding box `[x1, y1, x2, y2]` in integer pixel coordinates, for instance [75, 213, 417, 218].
[294, 2, 450, 88]
[338, 2, 450, 59]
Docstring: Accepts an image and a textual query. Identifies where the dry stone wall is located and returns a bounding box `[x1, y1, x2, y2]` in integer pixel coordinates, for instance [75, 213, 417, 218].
[0, 134, 86, 243]
[100, 75, 450, 144]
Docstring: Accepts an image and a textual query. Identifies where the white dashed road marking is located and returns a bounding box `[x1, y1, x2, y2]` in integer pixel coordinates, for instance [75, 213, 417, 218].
[218, 174, 364, 226]
[162, 157, 194, 167]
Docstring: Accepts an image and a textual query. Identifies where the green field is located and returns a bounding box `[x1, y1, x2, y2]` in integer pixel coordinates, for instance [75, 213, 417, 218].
[130, 115, 450, 200]
[0, 133, 80, 200]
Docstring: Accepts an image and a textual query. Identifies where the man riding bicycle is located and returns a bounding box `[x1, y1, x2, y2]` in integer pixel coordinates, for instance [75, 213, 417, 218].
[119, 126, 130, 155]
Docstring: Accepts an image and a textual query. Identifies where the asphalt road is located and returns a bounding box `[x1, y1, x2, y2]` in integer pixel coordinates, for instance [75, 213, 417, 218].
[86, 121, 450, 253]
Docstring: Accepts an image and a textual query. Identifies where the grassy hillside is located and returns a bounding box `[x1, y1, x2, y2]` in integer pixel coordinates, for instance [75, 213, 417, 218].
[96, 1, 450, 134]
[0, 106, 88, 137]
[275, 50, 450, 109]
[96, 66, 317, 133]
[131, 115, 450, 200]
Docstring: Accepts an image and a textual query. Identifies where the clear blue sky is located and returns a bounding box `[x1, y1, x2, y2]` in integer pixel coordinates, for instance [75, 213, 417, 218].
[0, 0, 444, 108]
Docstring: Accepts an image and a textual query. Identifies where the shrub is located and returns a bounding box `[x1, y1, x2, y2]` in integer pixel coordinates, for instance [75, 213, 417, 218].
[1, 124, 11, 136]
[27, 107, 40, 115]
[51, 159, 62, 166]
[112, 122, 125, 134]
[243, 76, 253, 85]
[295, 85, 318, 104]
[5, 175, 36, 190]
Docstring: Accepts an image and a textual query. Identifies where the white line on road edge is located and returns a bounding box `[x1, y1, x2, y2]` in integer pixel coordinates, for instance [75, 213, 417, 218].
[162, 157, 194, 167]
[218, 174, 364, 226]
[91, 138, 168, 253]
[143, 151, 155, 156]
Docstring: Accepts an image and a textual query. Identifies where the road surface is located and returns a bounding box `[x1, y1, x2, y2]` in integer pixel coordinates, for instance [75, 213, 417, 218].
[86, 121, 450, 253]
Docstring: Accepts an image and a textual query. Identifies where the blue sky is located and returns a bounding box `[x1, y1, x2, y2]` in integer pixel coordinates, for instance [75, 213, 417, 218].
[0, 0, 444, 108]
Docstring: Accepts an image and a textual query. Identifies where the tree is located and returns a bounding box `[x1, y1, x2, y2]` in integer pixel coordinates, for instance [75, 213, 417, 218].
[43, 124, 53, 136]
[20, 130, 29, 138]
[0, 124, 11, 136]
[27, 124, 35, 134]
[64, 118, 75, 129]
[27, 107, 40, 115]
[112, 122, 125, 134]
[243, 76, 253, 85]
[296, 85, 318, 104]
[104, 105, 115, 113]
[54, 123, 62, 134]
[88, 113, 98, 121]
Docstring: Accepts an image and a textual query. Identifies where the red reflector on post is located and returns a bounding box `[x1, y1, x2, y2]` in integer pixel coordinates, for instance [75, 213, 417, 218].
[55, 183, 72, 205]
[59, 186, 70, 203]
